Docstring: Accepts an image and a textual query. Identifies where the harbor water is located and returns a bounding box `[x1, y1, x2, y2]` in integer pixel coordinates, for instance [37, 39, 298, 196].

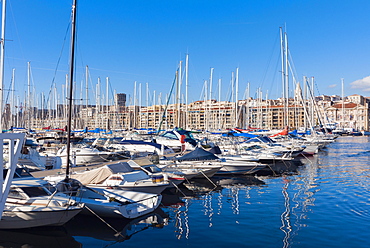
[0, 136, 369, 247]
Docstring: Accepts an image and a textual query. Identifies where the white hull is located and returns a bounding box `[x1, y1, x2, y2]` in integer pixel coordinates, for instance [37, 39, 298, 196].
[0, 205, 82, 229]
[217, 161, 266, 175]
[90, 183, 168, 195]
[57, 146, 114, 167]
[78, 187, 162, 219]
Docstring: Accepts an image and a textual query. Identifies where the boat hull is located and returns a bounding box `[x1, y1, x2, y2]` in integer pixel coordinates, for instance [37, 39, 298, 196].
[0, 205, 82, 229]
[78, 188, 162, 219]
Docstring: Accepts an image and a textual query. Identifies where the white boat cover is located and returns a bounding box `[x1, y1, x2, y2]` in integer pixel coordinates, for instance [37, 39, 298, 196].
[71, 162, 135, 185]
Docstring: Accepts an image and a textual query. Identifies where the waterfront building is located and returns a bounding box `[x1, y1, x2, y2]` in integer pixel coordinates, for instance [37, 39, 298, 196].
[6, 93, 370, 132]
[325, 94, 370, 131]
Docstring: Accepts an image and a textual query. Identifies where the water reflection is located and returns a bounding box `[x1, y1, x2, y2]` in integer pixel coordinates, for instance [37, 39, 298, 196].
[0, 226, 81, 248]
[280, 179, 291, 248]
[6, 137, 370, 247]
[162, 175, 266, 240]
[276, 154, 321, 248]
[64, 209, 169, 244]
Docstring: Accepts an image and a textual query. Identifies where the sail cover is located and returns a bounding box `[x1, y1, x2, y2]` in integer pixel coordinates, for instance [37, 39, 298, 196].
[176, 147, 219, 161]
[71, 162, 134, 184]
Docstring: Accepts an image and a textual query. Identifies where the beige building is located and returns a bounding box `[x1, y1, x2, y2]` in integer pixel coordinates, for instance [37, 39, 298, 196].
[15, 93, 370, 132]
[325, 94, 370, 131]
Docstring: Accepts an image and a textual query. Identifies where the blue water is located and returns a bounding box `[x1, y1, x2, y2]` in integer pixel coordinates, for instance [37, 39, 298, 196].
[1, 136, 369, 248]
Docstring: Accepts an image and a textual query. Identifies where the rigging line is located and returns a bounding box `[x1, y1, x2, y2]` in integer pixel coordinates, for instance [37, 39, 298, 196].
[259, 28, 281, 89]
[7, 1, 26, 68]
[46, 22, 71, 104]
[266, 53, 282, 99]
[4, 76, 12, 104]
[198, 80, 206, 102]
[156, 69, 178, 134]
[287, 49, 299, 83]
[84, 205, 125, 238]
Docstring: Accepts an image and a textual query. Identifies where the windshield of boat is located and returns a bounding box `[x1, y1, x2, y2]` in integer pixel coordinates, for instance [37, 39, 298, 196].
[162, 132, 178, 139]
[42, 182, 57, 194]
[8, 189, 27, 199]
[144, 165, 162, 173]
[20, 186, 51, 197]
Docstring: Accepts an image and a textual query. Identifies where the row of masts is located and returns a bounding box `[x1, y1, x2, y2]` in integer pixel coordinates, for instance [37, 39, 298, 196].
[0, 16, 348, 133]
[0, 57, 331, 132]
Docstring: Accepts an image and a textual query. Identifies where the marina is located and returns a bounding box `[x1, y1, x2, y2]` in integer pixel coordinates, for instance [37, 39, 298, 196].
[0, 135, 369, 247]
[0, 1, 370, 247]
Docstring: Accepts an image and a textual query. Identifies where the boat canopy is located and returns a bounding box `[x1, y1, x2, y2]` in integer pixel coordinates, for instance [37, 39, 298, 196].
[176, 147, 219, 161]
[244, 136, 275, 144]
[71, 162, 134, 184]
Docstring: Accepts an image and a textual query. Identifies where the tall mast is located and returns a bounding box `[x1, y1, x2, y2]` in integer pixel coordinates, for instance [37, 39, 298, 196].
[146, 82, 149, 129]
[41, 92, 44, 127]
[235, 67, 239, 127]
[106, 77, 109, 111]
[11, 68, 14, 128]
[218, 78, 221, 130]
[341, 78, 344, 128]
[177, 60, 182, 127]
[0, 0, 5, 132]
[139, 82, 142, 128]
[96, 77, 100, 128]
[54, 86, 57, 127]
[284, 30, 289, 128]
[85, 65, 88, 108]
[246, 82, 250, 129]
[27, 62, 31, 130]
[185, 54, 189, 129]
[231, 71, 234, 127]
[209, 67, 214, 130]
[106, 77, 109, 130]
[311, 77, 315, 127]
[65, 0, 77, 178]
[280, 27, 286, 128]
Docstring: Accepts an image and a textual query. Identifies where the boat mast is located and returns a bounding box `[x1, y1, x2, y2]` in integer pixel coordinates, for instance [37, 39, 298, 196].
[218, 78, 221, 130]
[209, 67, 214, 130]
[27, 62, 31, 130]
[235, 67, 239, 127]
[177, 60, 182, 127]
[66, 0, 77, 178]
[133, 81, 137, 129]
[0, 0, 5, 132]
[284, 31, 289, 128]
[341, 78, 344, 128]
[185, 54, 189, 129]
[11, 68, 14, 128]
[146, 82, 149, 129]
[85, 65, 88, 109]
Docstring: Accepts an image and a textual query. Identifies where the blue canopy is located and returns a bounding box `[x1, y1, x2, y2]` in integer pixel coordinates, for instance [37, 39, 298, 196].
[176, 147, 219, 161]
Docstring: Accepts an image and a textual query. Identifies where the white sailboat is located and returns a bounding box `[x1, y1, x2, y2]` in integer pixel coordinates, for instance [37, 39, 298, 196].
[46, 0, 163, 219]
[56, 144, 117, 167]
[44, 177, 163, 219]
[61, 161, 169, 194]
[1, 177, 83, 229]
[0, 1, 84, 229]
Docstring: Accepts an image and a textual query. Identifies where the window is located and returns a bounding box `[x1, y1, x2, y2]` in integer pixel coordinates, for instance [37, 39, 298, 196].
[21, 187, 50, 197]
[8, 189, 25, 199]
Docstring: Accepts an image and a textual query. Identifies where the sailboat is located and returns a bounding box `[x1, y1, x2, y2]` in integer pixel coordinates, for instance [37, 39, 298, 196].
[0, 1, 84, 229]
[0, 133, 83, 229]
[44, 0, 163, 219]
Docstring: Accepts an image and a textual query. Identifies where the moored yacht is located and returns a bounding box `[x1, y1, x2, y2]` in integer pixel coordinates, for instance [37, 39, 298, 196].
[1, 177, 84, 229]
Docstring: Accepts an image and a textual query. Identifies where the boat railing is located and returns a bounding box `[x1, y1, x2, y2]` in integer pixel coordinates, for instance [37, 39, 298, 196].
[0, 133, 26, 217]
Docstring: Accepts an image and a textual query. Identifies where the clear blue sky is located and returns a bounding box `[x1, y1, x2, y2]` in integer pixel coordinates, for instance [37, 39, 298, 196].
[3, 0, 370, 107]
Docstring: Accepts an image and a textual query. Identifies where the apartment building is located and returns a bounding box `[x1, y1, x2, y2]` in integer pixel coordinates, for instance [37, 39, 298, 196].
[7, 93, 370, 132]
